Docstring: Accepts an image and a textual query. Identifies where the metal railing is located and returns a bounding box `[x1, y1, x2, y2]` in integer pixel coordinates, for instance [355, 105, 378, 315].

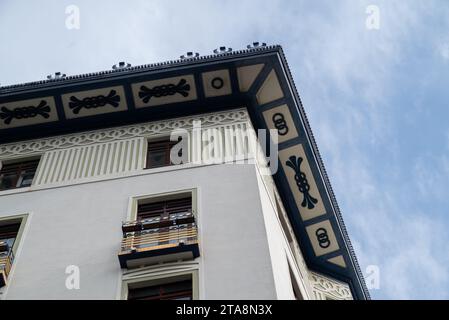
[140, 211, 193, 225]
[120, 223, 198, 254]
[121, 211, 194, 232]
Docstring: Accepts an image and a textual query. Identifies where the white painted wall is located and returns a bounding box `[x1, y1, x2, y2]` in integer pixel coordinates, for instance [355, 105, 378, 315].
[254, 165, 315, 300]
[0, 109, 350, 300]
[0, 163, 279, 299]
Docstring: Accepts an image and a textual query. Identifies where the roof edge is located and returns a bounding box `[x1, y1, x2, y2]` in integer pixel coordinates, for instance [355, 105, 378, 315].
[275, 46, 371, 299]
[0, 44, 282, 95]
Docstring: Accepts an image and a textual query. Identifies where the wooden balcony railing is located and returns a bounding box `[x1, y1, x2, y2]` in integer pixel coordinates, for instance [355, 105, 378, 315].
[121, 223, 198, 252]
[118, 222, 200, 268]
[0, 250, 14, 288]
[0, 241, 8, 252]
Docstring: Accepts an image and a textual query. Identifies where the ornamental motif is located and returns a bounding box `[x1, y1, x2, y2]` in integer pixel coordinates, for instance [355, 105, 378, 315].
[285, 155, 318, 210]
[211, 77, 224, 89]
[272, 112, 289, 136]
[138, 79, 190, 103]
[0, 109, 249, 159]
[309, 272, 352, 300]
[0, 100, 51, 125]
[315, 227, 331, 248]
[68, 90, 121, 114]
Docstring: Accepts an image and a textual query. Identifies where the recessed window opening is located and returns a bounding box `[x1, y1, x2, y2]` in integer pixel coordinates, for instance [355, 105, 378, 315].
[0, 158, 40, 191]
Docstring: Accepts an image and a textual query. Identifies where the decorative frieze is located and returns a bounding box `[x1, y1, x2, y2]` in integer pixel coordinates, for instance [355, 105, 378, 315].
[61, 86, 127, 119]
[262, 104, 298, 143]
[305, 220, 339, 257]
[1, 109, 253, 187]
[132, 75, 197, 108]
[0, 97, 58, 129]
[309, 272, 352, 300]
[0, 100, 51, 125]
[138, 79, 191, 103]
[278, 144, 325, 221]
[201, 69, 232, 98]
[0, 109, 249, 160]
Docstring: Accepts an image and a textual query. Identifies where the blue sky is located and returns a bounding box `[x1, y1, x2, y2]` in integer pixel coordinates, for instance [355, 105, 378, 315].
[1, 0, 449, 299]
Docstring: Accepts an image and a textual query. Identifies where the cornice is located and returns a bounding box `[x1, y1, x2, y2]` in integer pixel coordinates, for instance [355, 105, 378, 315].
[0, 108, 249, 160]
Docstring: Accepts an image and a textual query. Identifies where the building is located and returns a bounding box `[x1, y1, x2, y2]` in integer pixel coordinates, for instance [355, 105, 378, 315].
[0, 44, 369, 300]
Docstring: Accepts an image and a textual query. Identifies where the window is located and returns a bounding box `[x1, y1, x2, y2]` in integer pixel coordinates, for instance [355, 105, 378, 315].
[0, 159, 40, 191]
[122, 269, 199, 300]
[134, 196, 195, 249]
[145, 139, 182, 169]
[0, 216, 26, 288]
[119, 191, 199, 268]
[137, 197, 192, 222]
[0, 223, 20, 255]
[128, 277, 193, 300]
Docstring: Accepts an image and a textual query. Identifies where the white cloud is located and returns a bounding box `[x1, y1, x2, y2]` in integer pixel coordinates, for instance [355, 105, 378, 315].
[437, 41, 449, 61]
[287, 1, 449, 298]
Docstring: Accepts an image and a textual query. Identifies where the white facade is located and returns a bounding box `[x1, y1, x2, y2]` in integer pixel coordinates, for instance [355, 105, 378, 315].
[0, 108, 352, 300]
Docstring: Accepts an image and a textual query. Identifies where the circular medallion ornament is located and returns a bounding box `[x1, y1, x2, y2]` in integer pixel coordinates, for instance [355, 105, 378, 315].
[211, 77, 224, 89]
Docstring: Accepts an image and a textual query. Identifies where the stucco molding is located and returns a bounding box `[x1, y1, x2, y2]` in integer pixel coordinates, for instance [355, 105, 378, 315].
[120, 261, 200, 300]
[0, 108, 249, 160]
[122, 261, 199, 280]
[309, 272, 353, 300]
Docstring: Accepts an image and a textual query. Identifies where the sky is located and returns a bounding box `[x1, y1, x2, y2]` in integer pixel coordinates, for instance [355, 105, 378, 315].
[1, 0, 449, 299]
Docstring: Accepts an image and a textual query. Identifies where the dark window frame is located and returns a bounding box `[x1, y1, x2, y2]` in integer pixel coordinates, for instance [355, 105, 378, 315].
[135, 197, 194, 241]
[0, 159, 40, 191]
[128, 279, 193, 300]
[137, 197, 192, 221]
[145, 139, 181, 169]
[0, 223, 20, 255]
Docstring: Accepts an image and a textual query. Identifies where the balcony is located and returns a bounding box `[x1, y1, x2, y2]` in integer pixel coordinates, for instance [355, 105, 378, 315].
[0, 244, 13, 288]
[118, 219, 200, 269]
